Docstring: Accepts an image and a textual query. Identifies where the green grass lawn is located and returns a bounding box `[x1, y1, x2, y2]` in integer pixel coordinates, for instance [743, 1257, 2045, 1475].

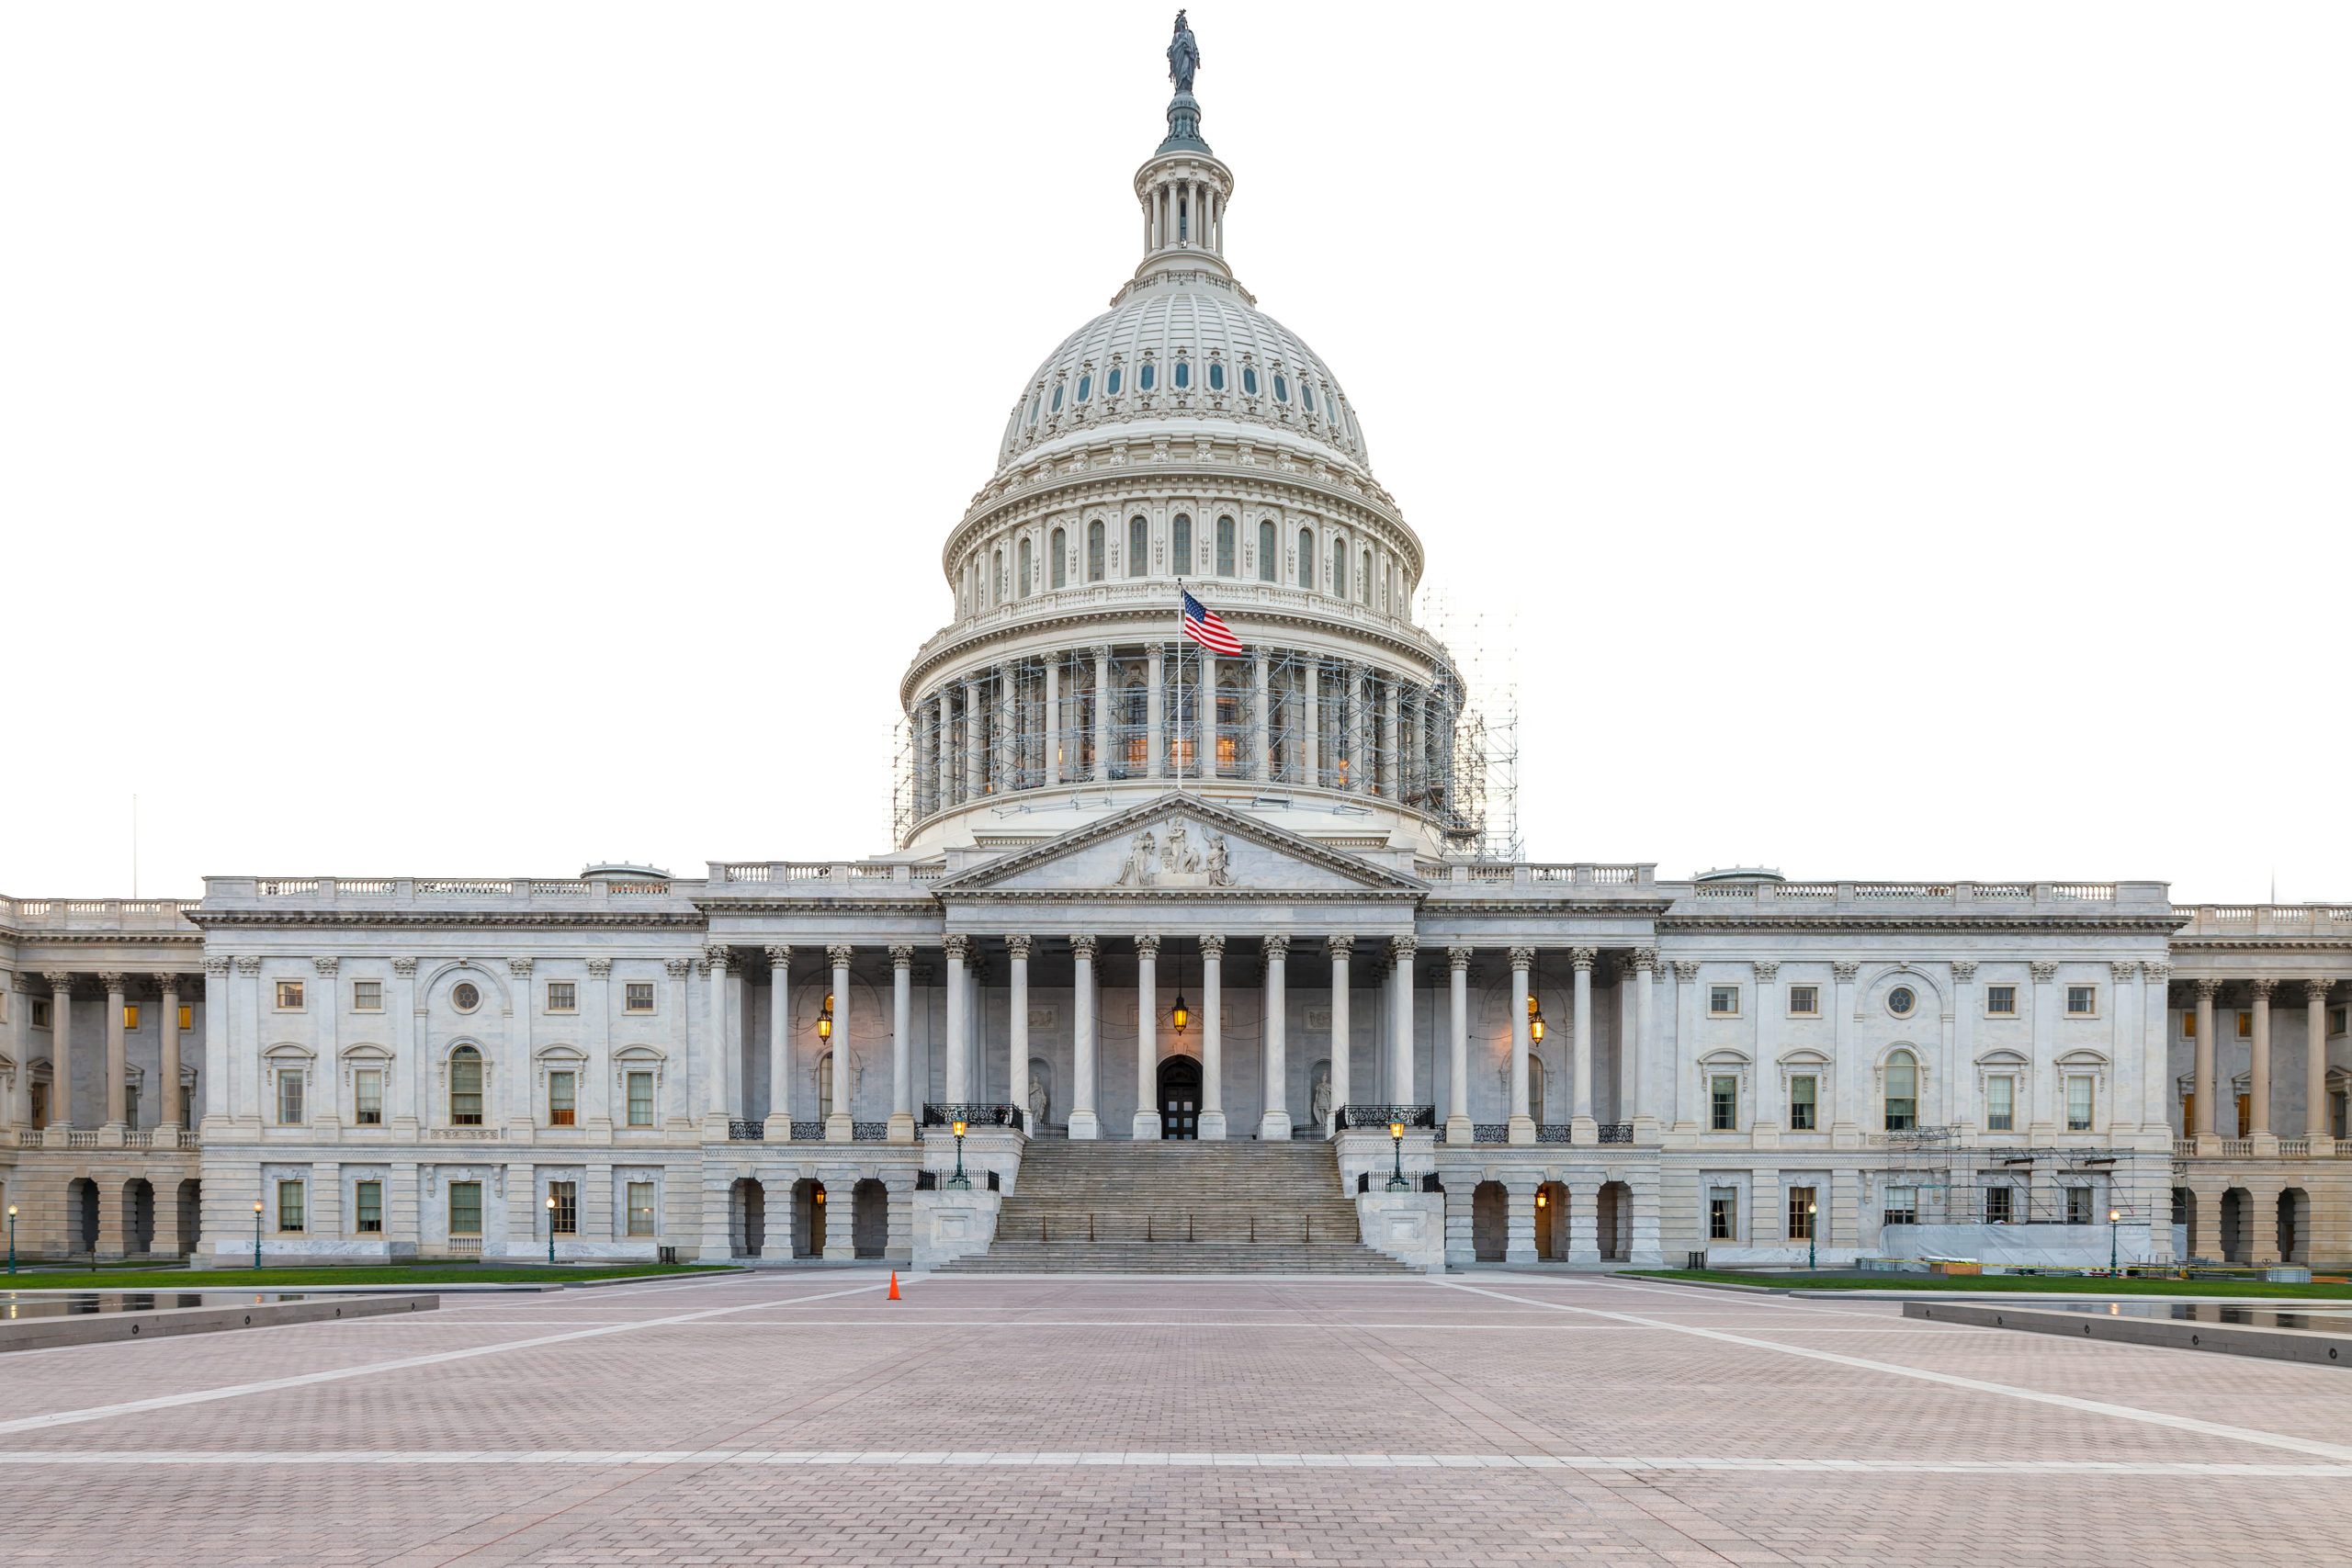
[1625, 1269, 2352, 1299]
[0, 1261, 740, 1291]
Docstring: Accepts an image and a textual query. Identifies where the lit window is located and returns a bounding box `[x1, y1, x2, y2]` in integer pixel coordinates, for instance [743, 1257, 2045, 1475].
[1273, 374, 1289, 402]
[2180, 1010, 2196, 1038]
[627, 1070, 655, 1127]
[548, 1179, 578, 1235]
[355, 1068, 383, 1125]
[1076, 373, 1091, 402]
[1297, 527, 1313, 589]
[1985, 985, 2017, 1015]
[449, 1046, 484, 1125]
[1172, 513, 1192, 572]
[2065, 1186, 2094, 1224]
[448, 1180, 482, 1236]
[1883, 1050, 1917, 1131]
[549, 1070, 577, 1127]
[1258, 520, 1276, 581]
[1128, 515, 1148, 578]
[2066, 1075, 2094, 1131]
[1216, 515, 1236, 576]
[1207, 361, 1224, 390]
[353, 979, 382, 1010]
[123, 1003, 141, 1031]
[2237, 1010, 2252, 1039]
[1138, 361, 1156, 392]
[277, 1179, 305, 1234]
[1710, 1075, 1738, 1131]
[1050, 526, 1067, 588]
[1786, 1185, 1815, 1240]
[1883, 1186, 1918, 1226]
[1243, 366, 1259, 396]
[1107, 367, 1122, 396]
[627, 1180, 657, 1236]
[1983, 1187, 2014, 1224]
[1709, 986, 1739, 1017]
[1788, 1075, 1816, 1130]
[1987, 1075, 2015, 1132]
[1788, 985, 1818, 1016]
[355, 1180, 382, 1234]
[1174, 358, 1190, 389]
[547, 981, 576, 1013]
[1088, 519, 1105, 581]
[277, 1067, 306, 1125]
[276, 980, 305, 1010]
[625, 982, 654, 1013]
[2066, 986, 2096, 1016]
[1708, 1188, 1737, 1239]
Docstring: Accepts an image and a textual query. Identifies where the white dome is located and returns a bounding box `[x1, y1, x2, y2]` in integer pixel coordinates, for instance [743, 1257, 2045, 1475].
[997, 278, 1372, 475]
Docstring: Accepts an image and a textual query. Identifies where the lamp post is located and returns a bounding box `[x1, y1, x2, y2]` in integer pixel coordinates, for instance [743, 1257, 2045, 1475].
[253, 1199, 264, 1271]
[1807, 1200, 1817, 1274]
[547, 1194, 559, 1267]
[2109, 1207, 2120, 1274]
[1386, 1121, 1409, 1191]
[6, 1203, 15, 1274]
[947, 1120, 971, 1190]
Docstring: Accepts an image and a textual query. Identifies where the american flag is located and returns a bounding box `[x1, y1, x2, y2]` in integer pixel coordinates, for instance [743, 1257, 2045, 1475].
[1180, 589, 1243, 655]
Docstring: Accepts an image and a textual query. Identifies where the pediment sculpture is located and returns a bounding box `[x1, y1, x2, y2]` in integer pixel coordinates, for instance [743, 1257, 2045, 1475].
[1114, 817, 1237, 889]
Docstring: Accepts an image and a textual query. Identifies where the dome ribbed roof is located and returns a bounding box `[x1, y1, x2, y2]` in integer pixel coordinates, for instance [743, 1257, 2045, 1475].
[997, 280, 1370, 475]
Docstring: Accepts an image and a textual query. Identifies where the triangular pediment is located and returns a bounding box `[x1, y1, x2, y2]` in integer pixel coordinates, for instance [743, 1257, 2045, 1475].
[934, 794, 1424, 897]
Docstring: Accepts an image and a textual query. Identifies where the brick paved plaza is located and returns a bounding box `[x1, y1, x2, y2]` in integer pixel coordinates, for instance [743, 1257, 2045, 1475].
[3, 1270, 2349, 1566]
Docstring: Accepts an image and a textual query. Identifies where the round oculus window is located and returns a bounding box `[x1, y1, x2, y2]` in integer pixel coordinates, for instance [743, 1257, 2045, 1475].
[1887, 986, 1916, 1017]
[452, 982, 481, 1012]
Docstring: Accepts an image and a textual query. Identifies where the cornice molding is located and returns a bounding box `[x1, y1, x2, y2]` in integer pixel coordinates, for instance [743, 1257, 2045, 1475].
[188, 910, 708, 931]
[1659, 913, 2184, 933]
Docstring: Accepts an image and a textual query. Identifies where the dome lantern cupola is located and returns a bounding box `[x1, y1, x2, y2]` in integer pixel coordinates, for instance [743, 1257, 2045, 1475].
[1130, 9, 1235, 293]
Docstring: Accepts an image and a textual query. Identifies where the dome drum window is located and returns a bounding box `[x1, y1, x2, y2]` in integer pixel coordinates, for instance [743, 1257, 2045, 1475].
[1272, 374, 1289, 403]
[1173, 358, 1191, 389]
[1207, 361, 1225, 391]
[1076, 374, 1091, 402]
[1050, 526, 1068, 589]
[1049, 384, 1064, 413]
[1107, 367, 1123, 396]
[1243, 367, 1260, 396]
[1127, 515, 1148, 579]
[1139, 362, 1157, 392]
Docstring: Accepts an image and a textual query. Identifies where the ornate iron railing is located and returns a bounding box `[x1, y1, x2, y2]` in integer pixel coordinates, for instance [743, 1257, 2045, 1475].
[922, 1103, 1025, 1132]
[1599, 1122, 1634, 1145]
[1335, 1104, 1436, 1129]
[852, 1122, 891, 1142]
[1535, 1122, 1573, 1144]
[727, 1120, 763, 1141]
[1471, 1123, 1511, 1144]
[789, 1120, 825, 1142]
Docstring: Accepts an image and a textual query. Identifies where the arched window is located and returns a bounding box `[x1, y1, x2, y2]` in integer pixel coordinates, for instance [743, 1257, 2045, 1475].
[1216, 515, 1236, 577]
[1208, 361, 1225, 391]
[1361, 550, 1372, 604]
[993, 549, 1004, 604]
[1331, 539, 1348, 599]
[1171, 513, 1192, 574]
[1107, 367, 1122, 396]
[1297, 527, 1313, 589]
[1018, 537, 1033, 597]
[1884, 1050, 1918, 1131]
[449, 1046, 483, 1126]
[1259, 520, 1276, 581]
[1243, 366, 1260, 396]
[818, 1052, 835, 1120]
[1050, 526, 1067, 589]
[1076, 374, 1091, 402]
[1139, 362, 1157, 392]
[1173, 358, 1191, 389]
[1273, 374, 1289, 403]
[1088, 520, 1105, 581]
[1049, 383, 1063, 413]
[1128, 515, 1148, 578]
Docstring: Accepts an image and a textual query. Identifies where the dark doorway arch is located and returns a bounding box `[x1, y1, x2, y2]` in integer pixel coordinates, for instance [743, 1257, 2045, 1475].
[1598, 1180, 1632, 1261]
[1158, 1055, 1203, 1140]
[175, 1179, 202, 1257]
[1535, 1181, 1568, 1259]
[2219, 1186, 2248, 1263]
[792, 1179, 826, 1258]
[124, 1179, 154, 1255]
[2279, 1189, 2308, 1264]
[853, 1179, 888, 1258]
[730, 1178, 765, 1258]
[1472, 1180, 1508, 1261]
[70, 1178, 98, 1255]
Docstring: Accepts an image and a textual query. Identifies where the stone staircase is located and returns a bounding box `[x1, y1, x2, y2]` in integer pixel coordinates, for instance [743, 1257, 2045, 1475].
[934, 1139, 1414, 1274]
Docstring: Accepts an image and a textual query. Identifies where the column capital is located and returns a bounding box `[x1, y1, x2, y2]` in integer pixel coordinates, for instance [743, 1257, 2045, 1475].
[507, 956, 534, 978]
[663, 958, 693, 980]
[2306, 978, 2333, 1003]
[2029, 961, 2059, 982]
[312, 956, 340, 977]
[701, 946, 729, 973]
[889, 944, 915, 967]
[1069, 933, 1099, 960]
[390, 956, 418, 976]
[2249, 976, 2278, 998]
[1951, 961, 1978, 982]
[1199, 934, 1226, 959]
[1508, 946, 1534, 971]
[2109, 960, 2139, 981]
[944, 934, 971, 962]
[1327, 933, 1355, 957]
[2144, 962, 2171, 985]
[1134, 934, 1161, 959]
[1570, 947, 1597, 971]
[764, 944, 792, 966]
[1263, 933, 1290, 959]
[233, 956, 263, 976]
[2193, 976, 2221, 999]
[1091, 643, 1112, 661]
[826, 943, 855, 967]
[1448, 945, 1474, 971]
[584, 958, 612, 977]
[1830, 961, 1860, 983]
[1005, 934, 1034, 960]
[1751, 960, 1777, 982]
[97, 971, 125, 995]
[1629, 947, 1657, 973]
[150, 970, 179, 994]
[203, 956, 232, 979]
[1391, 935, 1419, 962]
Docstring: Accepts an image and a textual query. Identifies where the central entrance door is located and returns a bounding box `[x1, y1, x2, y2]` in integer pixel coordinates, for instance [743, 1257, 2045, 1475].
[1158, 1055, 1203, 1140]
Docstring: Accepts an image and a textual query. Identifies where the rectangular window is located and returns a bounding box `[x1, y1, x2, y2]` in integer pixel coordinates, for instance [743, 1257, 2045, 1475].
[353, 979, 382, 1011]
[2066, 1075, 2094, 1132]
[1216, 515, 1236, 576]
[1710, 1075, 1738, 1132]
[548, 1179, 578, 1235]
[28, 1084, 47, 1125]
[547, 981, 576, 1013]
[1708, 1188, 1737, 1241]
[276, 979, 305, 1010]
[124, 1085, 141, 1129]
[2334, 1089, 2347, 1141]
[2066, 986, 2097, 1016]
[178, 1004, 193, 1031]
[1983, 1187, 2014, 1224]
[548, 1070, 577, 1126]
[1709, 986, 1739, 1017]
[1883, 1186, 1918, 1226]
[627, 1180, 656, 1236]
[448, 1181, 482, 1236]
[277, 1067, 306, 1125]
[1787, 985, 1818, 1017]
[355, 1179, 383, 1234]
[122, 1003, 140, 1031]
[1789, 1075, 1816, 1131]
[2181, 1010, 2196, 1038]
[1984, 985, 2017, 1016]
[625, 982, 654, 1013]
[627, 1070, 655, 1127]
[2332, 1007, 2347, 1037]
[2237, 1010, 2253, 1039]
[354, 1068, 384, 1125]
[1987, 1075, 2016, 1132]
[31, 998, 51, 1030]
[1786, 1185, 1816, 1240]
[2065, 1186, 2094, 1225]
[277, 1179, 305, 1233]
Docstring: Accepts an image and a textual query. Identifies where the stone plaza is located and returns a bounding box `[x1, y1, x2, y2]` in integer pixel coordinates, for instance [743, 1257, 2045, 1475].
[4, 1269, 2351, 1566]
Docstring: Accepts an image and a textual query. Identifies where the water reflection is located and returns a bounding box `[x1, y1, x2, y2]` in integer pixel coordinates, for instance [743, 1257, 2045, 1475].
[2046, 1300, 2352, 1332]
[0, 1292, 310, 1321]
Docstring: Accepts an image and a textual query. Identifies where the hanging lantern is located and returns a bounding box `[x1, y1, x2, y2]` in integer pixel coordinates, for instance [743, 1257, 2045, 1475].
[818, 993, 834, 1040]
[1172, 992, 1190, 1032]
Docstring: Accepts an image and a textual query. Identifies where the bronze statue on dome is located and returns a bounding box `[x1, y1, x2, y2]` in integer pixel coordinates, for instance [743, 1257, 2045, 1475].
[1168, 10, 1201, 96]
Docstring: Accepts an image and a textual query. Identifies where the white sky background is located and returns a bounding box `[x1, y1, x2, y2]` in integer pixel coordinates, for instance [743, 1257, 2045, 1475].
[3, 3, 2345, 901]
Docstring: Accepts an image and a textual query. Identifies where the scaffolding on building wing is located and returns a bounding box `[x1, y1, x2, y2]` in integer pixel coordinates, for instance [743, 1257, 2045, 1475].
[1871, 1127, 2126, 1226]
[1419, 586, 1518, 862]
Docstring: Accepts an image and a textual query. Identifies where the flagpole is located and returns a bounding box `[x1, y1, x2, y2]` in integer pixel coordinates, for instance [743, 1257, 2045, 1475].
[1174, 577, 1185, 795]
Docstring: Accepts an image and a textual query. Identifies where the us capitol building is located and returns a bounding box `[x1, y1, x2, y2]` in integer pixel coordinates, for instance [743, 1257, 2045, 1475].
[3, 23, 2346, 1275]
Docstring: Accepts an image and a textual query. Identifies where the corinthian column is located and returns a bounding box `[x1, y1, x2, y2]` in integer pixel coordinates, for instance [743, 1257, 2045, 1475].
[153, 973, 181, 1136]
[1446, 947, 1473, 1145]
[1508, 948, 1534, 1145]
[1259, 934, 1291, 1140]
[1008, 935, 1033, 1130]
[1133, 935, 1161, 1139]
[1069, 935, 1100, 1138]
[1199, 935, 1227, 1139]
[43, 974, 74, 1128]
[2248, 978, 2276, 1141]
[2192, 978, 2219, 1137]
[763, 946, 792, 1137]
[1091, 647, 1112, 784]
[100, 972, 128, 1139]
[944, 935, 969, 1103]
[1391, 936, 1418, 1103]
[2307, 981, 2334, 1142]
[888, 945, 915, 1143]
[1327, 935, 1353, 1131]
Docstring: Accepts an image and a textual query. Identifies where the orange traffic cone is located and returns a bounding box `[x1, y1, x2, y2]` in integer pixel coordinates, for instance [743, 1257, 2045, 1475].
[888, 1270, 901, 1301]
